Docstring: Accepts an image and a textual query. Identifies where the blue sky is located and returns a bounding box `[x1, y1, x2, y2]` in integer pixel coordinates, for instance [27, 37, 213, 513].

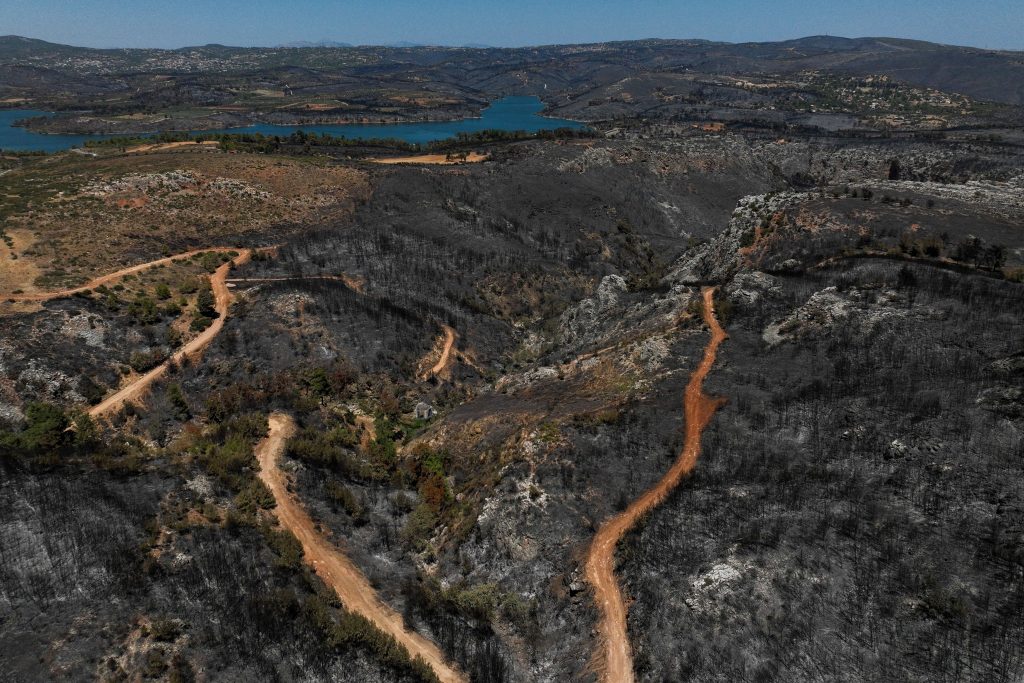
[2, 0, 1021, 50]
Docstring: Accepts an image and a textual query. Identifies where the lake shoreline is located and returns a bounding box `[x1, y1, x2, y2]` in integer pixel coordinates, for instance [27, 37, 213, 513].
[0, 97, 588, 152]
[10, 109, 484, 136]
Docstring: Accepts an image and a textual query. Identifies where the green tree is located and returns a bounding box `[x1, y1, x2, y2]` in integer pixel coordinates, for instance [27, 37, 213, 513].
[73, 413, 99, 452]
[128, 296, 161, 324]
[167, 383, 191, 421]
[303, 367, 331, 403]
[195, 286, 216, 317]
[20, 403, 70, 455]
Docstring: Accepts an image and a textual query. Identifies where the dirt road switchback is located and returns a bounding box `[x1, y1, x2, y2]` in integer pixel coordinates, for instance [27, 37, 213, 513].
[5, 247, 245, 302]
[585, 287, 728, 683]
[256, 413, 467, 683]
[88, 249, 253, 420]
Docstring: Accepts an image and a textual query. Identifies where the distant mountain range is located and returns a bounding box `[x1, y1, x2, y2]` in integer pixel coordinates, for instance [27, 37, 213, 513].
[278, 40, 354, 48]
[277, 40, 494, 49]
[1, 34, 1022, 105]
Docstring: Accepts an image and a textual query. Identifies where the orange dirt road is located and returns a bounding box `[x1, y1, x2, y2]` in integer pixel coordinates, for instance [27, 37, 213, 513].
[584, 287, 727, 683]
[88, 249, 253, 419]
[418, 324, 457, 381]
[256, 413, 466, 683]
[369, 153, 488, 165]
[430, 325, 457, 376]
[4, 247, 244, 302]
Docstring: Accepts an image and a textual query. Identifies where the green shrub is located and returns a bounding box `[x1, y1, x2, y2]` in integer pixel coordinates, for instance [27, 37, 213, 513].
[401, 503, 438, 550]
[127, 295, 161, 324]
[303, 367, 332, 399]
[178, 278, 200, 295]
[286, 427, 369, 479]
[263, 526, 304, 571]
[235, 478, 275, 515]
[201, 434, 254, 490]
[418, 448, 448, 478]
[199, 252, 224, 273]
[325, 479, 366, 524]
[221, 412, 269, 441]
[447, 582, 499, 622]
[195, 284, 216, 316]
[166, 383, 191, 420]
[499, 593, 538, 634]
[368, 418, 399, 475]
[300, 595, 441, 683]
[129, 348, 168, 373]
[3, 402, 71, 458]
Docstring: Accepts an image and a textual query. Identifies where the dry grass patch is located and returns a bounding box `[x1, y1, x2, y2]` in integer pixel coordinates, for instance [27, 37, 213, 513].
[125, 140, 220, 154]
[0, 229, 43, 299]
[0, 150, 369, 288]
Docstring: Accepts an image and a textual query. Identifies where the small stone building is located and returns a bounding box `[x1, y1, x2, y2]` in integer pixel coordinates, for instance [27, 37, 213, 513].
[414, 402, 436, 420]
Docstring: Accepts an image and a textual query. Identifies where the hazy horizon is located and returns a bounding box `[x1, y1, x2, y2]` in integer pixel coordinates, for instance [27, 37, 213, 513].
[5, 32, 1024, 54]
[1, 0, 1021, 52]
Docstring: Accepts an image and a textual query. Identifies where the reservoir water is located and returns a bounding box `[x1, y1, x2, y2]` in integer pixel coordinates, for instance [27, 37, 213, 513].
[0, 97, 584, 153]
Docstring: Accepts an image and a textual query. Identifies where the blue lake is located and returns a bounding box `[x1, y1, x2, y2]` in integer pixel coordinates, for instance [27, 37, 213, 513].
[0, 97, 585, 153]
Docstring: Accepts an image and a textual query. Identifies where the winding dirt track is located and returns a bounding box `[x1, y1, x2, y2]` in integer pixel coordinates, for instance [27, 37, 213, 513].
[5, 247, 244, 302]
[585, 287, 727, 683]
[418, 324, 457, 381]
[86, 249, 253, 419]
[9, 247, 463, 679]
[255, 413, 466, 683]
[430, 325, 457, 376]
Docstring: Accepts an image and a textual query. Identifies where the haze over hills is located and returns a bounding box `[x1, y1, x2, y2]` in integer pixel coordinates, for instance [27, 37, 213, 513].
[1, 33, 1023, 108]
[278, 40, 355, 48]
